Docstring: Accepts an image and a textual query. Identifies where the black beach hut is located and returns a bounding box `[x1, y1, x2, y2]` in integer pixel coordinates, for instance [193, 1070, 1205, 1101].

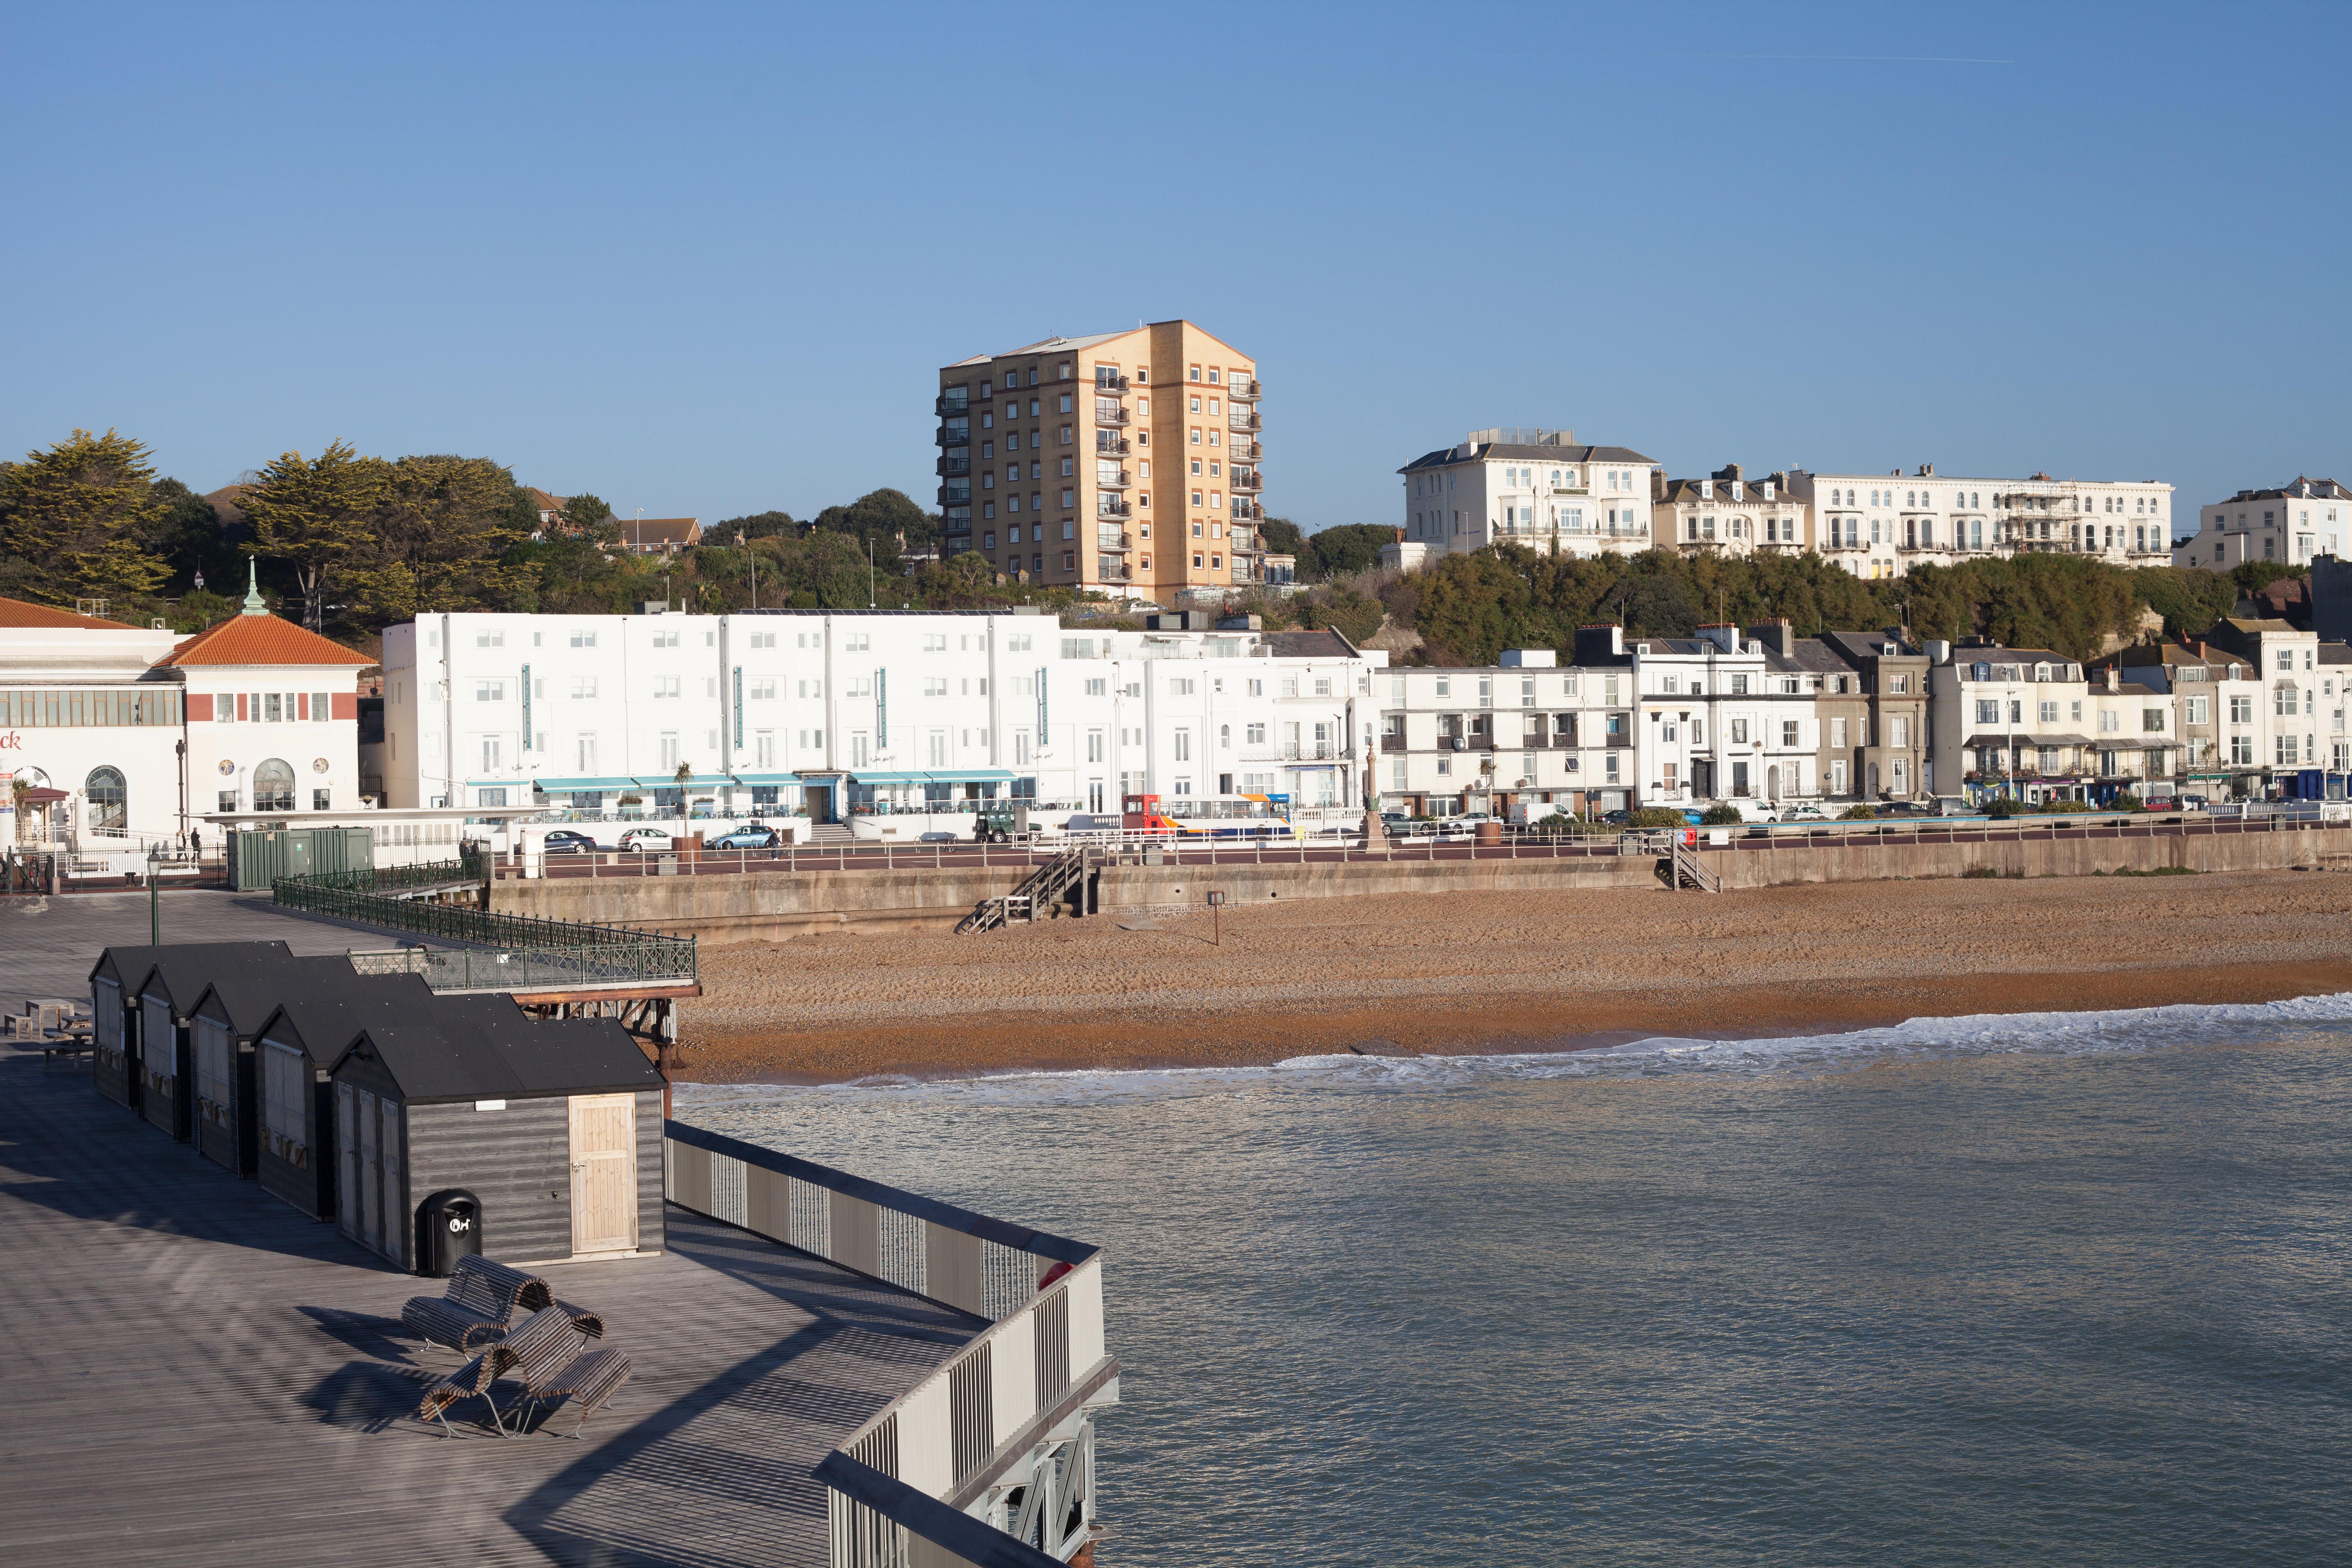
[248, 971, 447, 1222]
[127, 942, 300, 1142]
[186, 955, 358, 1177]
[332, 1012, 663, 1271]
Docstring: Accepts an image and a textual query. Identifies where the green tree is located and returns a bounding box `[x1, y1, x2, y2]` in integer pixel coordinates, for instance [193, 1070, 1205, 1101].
[559, 492, 614, 532]
[0, 428, 170, 602]
[810, 487, 935, 571]
[239, 440, 390, 629]
[792, 527, 874, 608]
[2133, 566, 2238, 637]
[148, 478, 229, 591]
[1306, 523, 1395, 579]
[717, 509, 797, 540]
[352, 455, 536, 617]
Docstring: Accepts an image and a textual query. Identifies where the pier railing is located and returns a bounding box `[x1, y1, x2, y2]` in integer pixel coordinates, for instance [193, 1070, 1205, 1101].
[665, 1122, 1114, 1568]
[272, 857, 699, 985]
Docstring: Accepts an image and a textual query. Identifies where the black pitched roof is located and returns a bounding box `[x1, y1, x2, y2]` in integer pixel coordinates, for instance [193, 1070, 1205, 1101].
[255, 970, 449, 1066]
[1261, 629, 1356, 658]
[1817, 629, 1924, 663]
[343, 1015, 656, 1104]
[191, 954, 364, 1037]
[1396, 441, 1656, 473]
[128, 942, 299, 1016]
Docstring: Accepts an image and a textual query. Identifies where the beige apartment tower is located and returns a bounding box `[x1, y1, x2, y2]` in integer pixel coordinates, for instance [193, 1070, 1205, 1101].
[936, 321, 1269, 601]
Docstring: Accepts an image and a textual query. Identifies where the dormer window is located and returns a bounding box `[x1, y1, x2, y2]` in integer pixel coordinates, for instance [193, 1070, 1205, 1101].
[1731, 481, 1744, 502]
[1763, 482, 1775, 501]
[1701, 480, 1715, 501]
[1972, 663, 1992, 681]
[2035, 663, 2052, 681]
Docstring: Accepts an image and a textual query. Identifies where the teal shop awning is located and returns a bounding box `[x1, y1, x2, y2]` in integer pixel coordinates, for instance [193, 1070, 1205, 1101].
[629, 775, 735, 789]
[921, 769, 1017, 784]
[519, 776, 640, 792]
[727, 773, 809, 786]
[848, 771, 931, 787]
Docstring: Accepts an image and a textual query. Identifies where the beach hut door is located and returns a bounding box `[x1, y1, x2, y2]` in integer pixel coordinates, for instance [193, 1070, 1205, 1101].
[569, 1094, 637, 1254]
[358, 1091, 380, 1249]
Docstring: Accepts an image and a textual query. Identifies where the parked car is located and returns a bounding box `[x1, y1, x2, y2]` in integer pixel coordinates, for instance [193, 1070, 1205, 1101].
[618, 827, 677, 853]
[541, 829, 599, 855]
[2173, 794, 2210, 812]
[1877, 801, 1934, 818]
[1778, 802, 1828, 823]
[707, 825, 779, 850]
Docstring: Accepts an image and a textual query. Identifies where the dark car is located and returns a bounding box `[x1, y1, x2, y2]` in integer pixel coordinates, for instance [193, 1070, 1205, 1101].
[542, 829, 599, 854]
[707, 825, 781, 850]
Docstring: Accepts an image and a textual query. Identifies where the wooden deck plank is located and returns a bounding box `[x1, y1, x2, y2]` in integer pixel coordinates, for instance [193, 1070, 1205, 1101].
[0, 1052, 973, 1565]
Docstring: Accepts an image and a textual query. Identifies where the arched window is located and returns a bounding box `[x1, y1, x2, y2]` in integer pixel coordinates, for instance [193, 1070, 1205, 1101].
[84, 766, 126, 833]
[1219, 724, 1231, 749]
[253, 759, 297, 813]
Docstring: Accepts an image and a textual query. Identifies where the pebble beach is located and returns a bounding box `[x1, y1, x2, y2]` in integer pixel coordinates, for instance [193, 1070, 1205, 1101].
[671, 869, 2352, 1083]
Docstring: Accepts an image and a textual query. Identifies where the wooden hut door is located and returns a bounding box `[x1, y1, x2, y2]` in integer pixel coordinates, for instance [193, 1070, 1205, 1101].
[357, 1090, 380, 1250]
[568, 1094, 637, 1254]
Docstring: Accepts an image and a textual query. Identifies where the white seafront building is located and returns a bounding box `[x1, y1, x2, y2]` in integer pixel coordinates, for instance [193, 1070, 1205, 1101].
[0, 586, 375, 859]
[378, 606, 1387, 835]
[1393, 430, 1661, 564]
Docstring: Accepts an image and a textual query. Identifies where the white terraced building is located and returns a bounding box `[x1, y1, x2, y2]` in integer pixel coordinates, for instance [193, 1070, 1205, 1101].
[1394, 429, 1660, 563]
[377, 608, 1385, 834]
[1786, 465, 2174, 578]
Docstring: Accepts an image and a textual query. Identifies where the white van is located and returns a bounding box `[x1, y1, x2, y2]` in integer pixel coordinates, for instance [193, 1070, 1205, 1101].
[1718, 799, 1780, 823]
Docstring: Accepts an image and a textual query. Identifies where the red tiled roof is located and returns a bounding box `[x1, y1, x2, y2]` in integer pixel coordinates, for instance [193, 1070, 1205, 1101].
[155, 614, 375, 668]
[0, 594, 141, 630]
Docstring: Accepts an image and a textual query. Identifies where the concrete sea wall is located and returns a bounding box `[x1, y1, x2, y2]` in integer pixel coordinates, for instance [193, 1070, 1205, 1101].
[486, 825, 2352, 944]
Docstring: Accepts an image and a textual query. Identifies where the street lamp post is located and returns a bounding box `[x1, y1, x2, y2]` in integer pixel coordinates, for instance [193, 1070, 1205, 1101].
[147, 843, 161, 944]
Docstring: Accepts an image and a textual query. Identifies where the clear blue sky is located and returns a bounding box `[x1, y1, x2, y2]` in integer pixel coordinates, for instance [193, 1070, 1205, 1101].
[5, 1, 2346, 537]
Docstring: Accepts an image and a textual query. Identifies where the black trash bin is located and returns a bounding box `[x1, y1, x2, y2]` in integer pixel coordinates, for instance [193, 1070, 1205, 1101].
[415, 1189, 482, 1278]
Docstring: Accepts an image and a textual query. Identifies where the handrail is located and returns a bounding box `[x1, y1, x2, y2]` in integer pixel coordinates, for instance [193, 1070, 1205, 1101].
[272, 856, 698, 983]
[664, 1122, 1111, 1567]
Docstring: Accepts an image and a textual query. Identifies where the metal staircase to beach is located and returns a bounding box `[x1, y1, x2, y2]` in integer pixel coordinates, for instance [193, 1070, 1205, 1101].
[957, 846, 1088, 934]
[1668, 838, 1722, 893]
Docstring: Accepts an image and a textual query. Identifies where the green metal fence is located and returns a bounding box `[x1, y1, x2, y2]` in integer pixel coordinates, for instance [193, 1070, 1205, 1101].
[272, 854, 696, 986]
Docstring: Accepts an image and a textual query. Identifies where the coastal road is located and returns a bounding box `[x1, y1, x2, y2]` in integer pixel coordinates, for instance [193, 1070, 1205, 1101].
[502, 813, 2300, 884]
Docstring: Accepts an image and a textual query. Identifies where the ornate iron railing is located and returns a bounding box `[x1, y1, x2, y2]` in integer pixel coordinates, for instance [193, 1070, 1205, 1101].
[272, 853, 697, 985]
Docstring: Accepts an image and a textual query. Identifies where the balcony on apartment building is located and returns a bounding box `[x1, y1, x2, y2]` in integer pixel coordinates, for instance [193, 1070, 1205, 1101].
[936, 454, 970, 477]
[1097, 529, 1132, 551]
[1096, 498, 1132, 520]
[934, 393, 968, 417]
[1232, 500, 1264, 522]
[1095, 434, 1130, 457]
[1094, 405, 1131, 426]
[1096, 468, 1133, 490]
[1228, 409, 1262, 432]
[938, 482, 971, 506]
[936, 424, 970, 448]
[1228, 377, 1261, 400]
[1230, 468, 1262, 493]
[1096, 560, 1133, 581]
[1094, 371, 1131, 393]
[1230, 440, 1262, 463]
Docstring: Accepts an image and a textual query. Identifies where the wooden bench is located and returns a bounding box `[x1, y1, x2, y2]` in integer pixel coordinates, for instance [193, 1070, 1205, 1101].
[492, 1305, 631, 1439]
[417, 1346, 507, 1437]
[401, 1255, 557, 1353]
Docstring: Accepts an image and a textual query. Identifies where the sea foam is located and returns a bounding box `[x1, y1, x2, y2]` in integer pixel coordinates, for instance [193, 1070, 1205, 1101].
[673, 990, 2352, 1108]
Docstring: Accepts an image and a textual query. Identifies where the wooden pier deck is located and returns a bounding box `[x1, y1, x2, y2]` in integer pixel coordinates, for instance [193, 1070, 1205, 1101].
[0, 1052, 976, 1565]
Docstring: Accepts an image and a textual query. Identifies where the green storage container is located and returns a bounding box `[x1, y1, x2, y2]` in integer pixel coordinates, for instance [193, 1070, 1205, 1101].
[230, 825, 376, 891]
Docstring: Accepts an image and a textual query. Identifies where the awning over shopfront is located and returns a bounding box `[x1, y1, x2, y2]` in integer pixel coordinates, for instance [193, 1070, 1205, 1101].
[919, 769, 1017, 784]
[727, 772, 808, 786]
[510, 776, 639, 792]
[846, 771, 931, 787]
[1962, 733, 2096, 749]
[629, 774, 735, 789]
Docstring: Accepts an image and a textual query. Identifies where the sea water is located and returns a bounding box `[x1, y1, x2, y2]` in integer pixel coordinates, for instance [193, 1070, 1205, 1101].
[678, 998, 2352, 1566]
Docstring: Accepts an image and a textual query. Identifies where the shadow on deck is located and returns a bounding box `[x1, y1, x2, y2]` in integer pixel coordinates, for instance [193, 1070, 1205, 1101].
[0, 1054, 972, 1567]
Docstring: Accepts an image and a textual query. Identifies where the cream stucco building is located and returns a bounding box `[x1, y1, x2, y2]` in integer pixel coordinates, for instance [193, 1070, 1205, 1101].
[936, 322, 1285, 603]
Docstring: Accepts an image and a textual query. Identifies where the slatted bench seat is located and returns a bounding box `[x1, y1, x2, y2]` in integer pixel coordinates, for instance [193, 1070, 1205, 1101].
[417, 1347, 506, 1437]
[493, 1305, 632, 1439]
[402, 1255, 609, 1354]
[401, 1255, 554, 1353]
